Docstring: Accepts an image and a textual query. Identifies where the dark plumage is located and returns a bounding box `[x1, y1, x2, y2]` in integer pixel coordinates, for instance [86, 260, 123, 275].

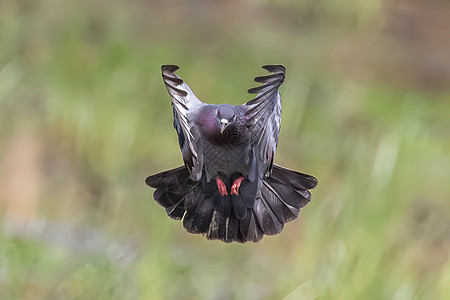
[146, 65, 318, 243]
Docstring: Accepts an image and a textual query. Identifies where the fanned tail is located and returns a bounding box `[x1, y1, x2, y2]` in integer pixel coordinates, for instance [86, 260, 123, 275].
[237, 164, 318, 242]
[146, 166, 197, 220]
[146, 166, 215, 235]
[146, 164, 317, 243]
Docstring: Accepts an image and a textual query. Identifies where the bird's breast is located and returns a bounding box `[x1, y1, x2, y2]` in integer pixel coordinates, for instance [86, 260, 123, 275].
[199, 121, 243, 146]
[203, 141, 251, 179]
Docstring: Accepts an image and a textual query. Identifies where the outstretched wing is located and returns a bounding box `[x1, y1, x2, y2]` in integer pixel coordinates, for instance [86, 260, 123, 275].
[244, 65, 285, 178]
[161, 65, 205, 181]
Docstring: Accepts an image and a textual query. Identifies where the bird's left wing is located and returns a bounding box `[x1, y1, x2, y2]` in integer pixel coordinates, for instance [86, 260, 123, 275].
[161, 65, 205, 181]
[244, 65, 285, 178]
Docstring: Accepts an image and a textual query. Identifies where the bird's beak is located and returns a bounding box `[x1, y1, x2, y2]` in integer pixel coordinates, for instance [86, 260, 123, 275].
[220, 119, 229, 134]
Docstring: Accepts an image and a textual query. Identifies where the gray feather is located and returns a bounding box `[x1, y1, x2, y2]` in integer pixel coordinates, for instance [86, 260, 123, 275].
[161, 65, 205, 181]
[245, 65, 285, 178]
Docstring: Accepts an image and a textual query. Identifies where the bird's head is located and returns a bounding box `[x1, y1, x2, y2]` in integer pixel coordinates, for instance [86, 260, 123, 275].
[217, 105, 236, 134]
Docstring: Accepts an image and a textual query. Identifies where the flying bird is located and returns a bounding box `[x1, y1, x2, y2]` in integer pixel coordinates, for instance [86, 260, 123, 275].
[146, 65, 318, 243]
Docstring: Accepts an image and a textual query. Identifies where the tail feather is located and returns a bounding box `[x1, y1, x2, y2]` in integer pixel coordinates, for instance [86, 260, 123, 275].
[183, 196, 214, 234]
[145, 166, 191, 188]
[164, 194, 186, 220]
[231, 194, 248, 220]
[211, 192, 233, 221]
[146, 164, 317, 243]
[253, 196, 284, 235]
[251, 164, 317, 232]
[271, 164, 318, 190]
[238, 208, 264, 242]
[260, 181, 299, 223]
[264, 179, 310, 209]
[218, 196, 232, 220]
[206, 211, 239, 243]
[146, 167, 199, 220]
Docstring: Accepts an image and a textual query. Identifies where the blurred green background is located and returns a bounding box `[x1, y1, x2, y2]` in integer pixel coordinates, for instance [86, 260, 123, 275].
[0, 0, 449, 299]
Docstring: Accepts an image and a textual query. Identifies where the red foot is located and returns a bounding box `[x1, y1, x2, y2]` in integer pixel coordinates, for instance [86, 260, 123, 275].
[216, 177, 228, 196]
[230, 177, 245, 196]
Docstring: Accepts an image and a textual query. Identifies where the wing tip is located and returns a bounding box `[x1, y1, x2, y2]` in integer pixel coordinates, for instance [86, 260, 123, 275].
[145, 174, 157, 188]
[246, 65, 286, 95]
[161, 65, 180, 73]
[262, 65, 286, 73]
[247, 86, 261, 94]
[310, 176, 319, 189]
[161, 65, 189, 97]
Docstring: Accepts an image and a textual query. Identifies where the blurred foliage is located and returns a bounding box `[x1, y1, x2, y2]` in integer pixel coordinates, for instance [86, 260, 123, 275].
[0, 0, 449, 299]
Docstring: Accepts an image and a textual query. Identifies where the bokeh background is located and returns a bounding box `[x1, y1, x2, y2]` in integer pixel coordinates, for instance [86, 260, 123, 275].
[1, 0, 449, 299]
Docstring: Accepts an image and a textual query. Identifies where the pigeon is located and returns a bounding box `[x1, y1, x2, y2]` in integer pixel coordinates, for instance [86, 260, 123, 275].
[146, 65, 318, 243]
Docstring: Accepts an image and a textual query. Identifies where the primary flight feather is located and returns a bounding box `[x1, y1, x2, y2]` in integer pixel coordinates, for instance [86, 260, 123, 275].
[146, 65, 318, 243]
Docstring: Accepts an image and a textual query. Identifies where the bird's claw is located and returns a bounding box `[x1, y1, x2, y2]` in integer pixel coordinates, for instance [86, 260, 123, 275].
[231, 177, 245, 196]
[216, 177, 228, 196]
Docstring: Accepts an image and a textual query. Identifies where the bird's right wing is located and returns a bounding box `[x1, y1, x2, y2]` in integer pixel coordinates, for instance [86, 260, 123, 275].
[244, 65, 285, 178]
[161, 65, 205, 181]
